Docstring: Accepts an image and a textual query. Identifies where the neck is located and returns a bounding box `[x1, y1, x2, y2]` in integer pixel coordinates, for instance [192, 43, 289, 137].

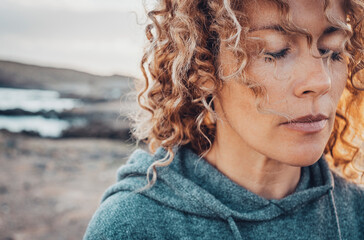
[204, 138, 301, 200]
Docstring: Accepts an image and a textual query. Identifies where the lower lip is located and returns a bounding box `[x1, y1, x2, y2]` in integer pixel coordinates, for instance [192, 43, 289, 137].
[281, 119, 328, 133]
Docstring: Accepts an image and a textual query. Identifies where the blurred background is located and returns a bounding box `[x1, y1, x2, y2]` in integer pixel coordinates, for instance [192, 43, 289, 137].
[0, 1, 150, 239]
[1, 1, 364, 240]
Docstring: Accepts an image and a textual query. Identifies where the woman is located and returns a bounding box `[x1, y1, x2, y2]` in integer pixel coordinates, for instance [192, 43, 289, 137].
[84, 0, 364, 239]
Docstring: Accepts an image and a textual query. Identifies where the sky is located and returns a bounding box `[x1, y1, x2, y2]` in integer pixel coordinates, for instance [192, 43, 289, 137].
[0, 0, 153, 77]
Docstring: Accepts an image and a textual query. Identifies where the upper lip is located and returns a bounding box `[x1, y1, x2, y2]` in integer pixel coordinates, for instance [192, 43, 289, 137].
[281, 114, 329, 124]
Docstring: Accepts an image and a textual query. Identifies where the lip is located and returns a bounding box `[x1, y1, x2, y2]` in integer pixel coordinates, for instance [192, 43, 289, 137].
[280, 114, 329, 133]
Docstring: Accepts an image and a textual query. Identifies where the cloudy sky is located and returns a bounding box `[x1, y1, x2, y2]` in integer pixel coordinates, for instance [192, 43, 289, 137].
[0, 0, 152, 77]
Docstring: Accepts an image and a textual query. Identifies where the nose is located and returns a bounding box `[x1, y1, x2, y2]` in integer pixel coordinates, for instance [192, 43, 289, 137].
[293, 53, 331, 98]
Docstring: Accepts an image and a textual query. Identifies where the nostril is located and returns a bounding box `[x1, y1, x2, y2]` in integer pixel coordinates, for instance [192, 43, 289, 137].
[302, 90, 312, 94]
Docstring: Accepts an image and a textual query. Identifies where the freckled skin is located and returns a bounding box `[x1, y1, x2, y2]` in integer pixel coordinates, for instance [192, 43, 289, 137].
[205, 0, 348, 199]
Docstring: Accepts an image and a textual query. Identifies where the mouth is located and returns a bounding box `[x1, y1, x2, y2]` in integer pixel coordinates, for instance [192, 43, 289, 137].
[280, 114, 329, 133]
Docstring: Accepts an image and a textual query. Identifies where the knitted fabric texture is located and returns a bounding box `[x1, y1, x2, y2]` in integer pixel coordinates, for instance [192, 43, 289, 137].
[84, 146, 364, 240]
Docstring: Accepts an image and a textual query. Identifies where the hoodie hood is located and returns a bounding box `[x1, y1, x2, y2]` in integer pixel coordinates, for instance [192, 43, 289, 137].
[102, 146, 342, 240]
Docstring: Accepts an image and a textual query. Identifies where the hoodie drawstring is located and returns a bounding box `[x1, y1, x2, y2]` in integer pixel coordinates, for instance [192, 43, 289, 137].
[228, 216, 243, 240]
[328, 173, 342, 240]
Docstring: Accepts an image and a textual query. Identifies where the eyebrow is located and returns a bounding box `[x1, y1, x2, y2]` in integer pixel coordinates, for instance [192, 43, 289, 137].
[249, 24, 342, 36]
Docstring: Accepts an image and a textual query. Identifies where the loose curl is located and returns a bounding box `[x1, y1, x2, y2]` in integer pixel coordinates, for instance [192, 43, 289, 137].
[131, 0, 364, 191]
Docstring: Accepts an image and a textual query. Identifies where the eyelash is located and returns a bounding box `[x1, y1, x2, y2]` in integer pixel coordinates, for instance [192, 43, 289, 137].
[264, 48, 290, 62]
[318, 49, 343, 62]
[264, 48, 343, 63]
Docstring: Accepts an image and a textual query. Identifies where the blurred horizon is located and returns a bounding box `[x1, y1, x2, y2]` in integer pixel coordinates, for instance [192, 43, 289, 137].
[0, 3, 147, 238]
[0, 0, 150, 78]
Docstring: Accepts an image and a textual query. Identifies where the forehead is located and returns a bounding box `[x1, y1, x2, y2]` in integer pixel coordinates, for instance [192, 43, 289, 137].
[246, 0, 346, 37]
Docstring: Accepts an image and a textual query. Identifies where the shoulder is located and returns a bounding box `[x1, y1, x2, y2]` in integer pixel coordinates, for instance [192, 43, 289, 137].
[330, 171, 364, 238]
[332, 171, 364, 199]
[331, 171, 364, 216]
[83, 190, 165, 240]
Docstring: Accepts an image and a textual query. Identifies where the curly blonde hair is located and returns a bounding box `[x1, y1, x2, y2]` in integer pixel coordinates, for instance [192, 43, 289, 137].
[131, 0, 364, 190]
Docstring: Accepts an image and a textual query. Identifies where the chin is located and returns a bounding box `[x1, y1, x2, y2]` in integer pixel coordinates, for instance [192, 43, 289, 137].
[268, 139, 325, 167]
[290, 155, 323, 167]
[278, 132, 330, 167]
[284, 145, 325, 167]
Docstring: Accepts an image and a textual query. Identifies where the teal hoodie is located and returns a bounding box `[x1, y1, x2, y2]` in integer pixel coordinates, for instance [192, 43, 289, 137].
[84, 146, 364, 240]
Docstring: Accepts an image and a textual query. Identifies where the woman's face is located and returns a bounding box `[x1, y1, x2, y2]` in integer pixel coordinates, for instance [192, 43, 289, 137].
[214, 0, 348, 166]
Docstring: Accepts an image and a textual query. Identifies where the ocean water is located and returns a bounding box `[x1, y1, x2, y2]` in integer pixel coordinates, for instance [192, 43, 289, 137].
[0, 87, 81, 112]
[0, 87, 82, 137]
[0, 116, 70, 137]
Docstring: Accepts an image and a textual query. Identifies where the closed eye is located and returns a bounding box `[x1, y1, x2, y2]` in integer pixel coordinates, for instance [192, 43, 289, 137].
[318, 48, 343, 62]
[264, 48, 290, 63]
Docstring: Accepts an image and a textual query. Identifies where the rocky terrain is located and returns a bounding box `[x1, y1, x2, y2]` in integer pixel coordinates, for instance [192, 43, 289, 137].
[0, 131, 145, 240]
[0, 60, 145, 240]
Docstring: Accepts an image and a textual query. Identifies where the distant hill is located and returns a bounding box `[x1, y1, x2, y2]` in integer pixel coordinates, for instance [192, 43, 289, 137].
[0, 60, 140, 139]
[0, 60, 136, 100]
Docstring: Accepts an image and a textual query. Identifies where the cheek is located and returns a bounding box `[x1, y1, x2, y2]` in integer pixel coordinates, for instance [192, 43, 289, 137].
[246, 63, 291, 107]
[331, 62, 348, 101]
[217, 81, 272, 135]
[218, 81, 280, 141]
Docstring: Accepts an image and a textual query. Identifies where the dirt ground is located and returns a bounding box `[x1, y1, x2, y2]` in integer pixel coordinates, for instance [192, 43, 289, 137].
[0, 131, 142, 240]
